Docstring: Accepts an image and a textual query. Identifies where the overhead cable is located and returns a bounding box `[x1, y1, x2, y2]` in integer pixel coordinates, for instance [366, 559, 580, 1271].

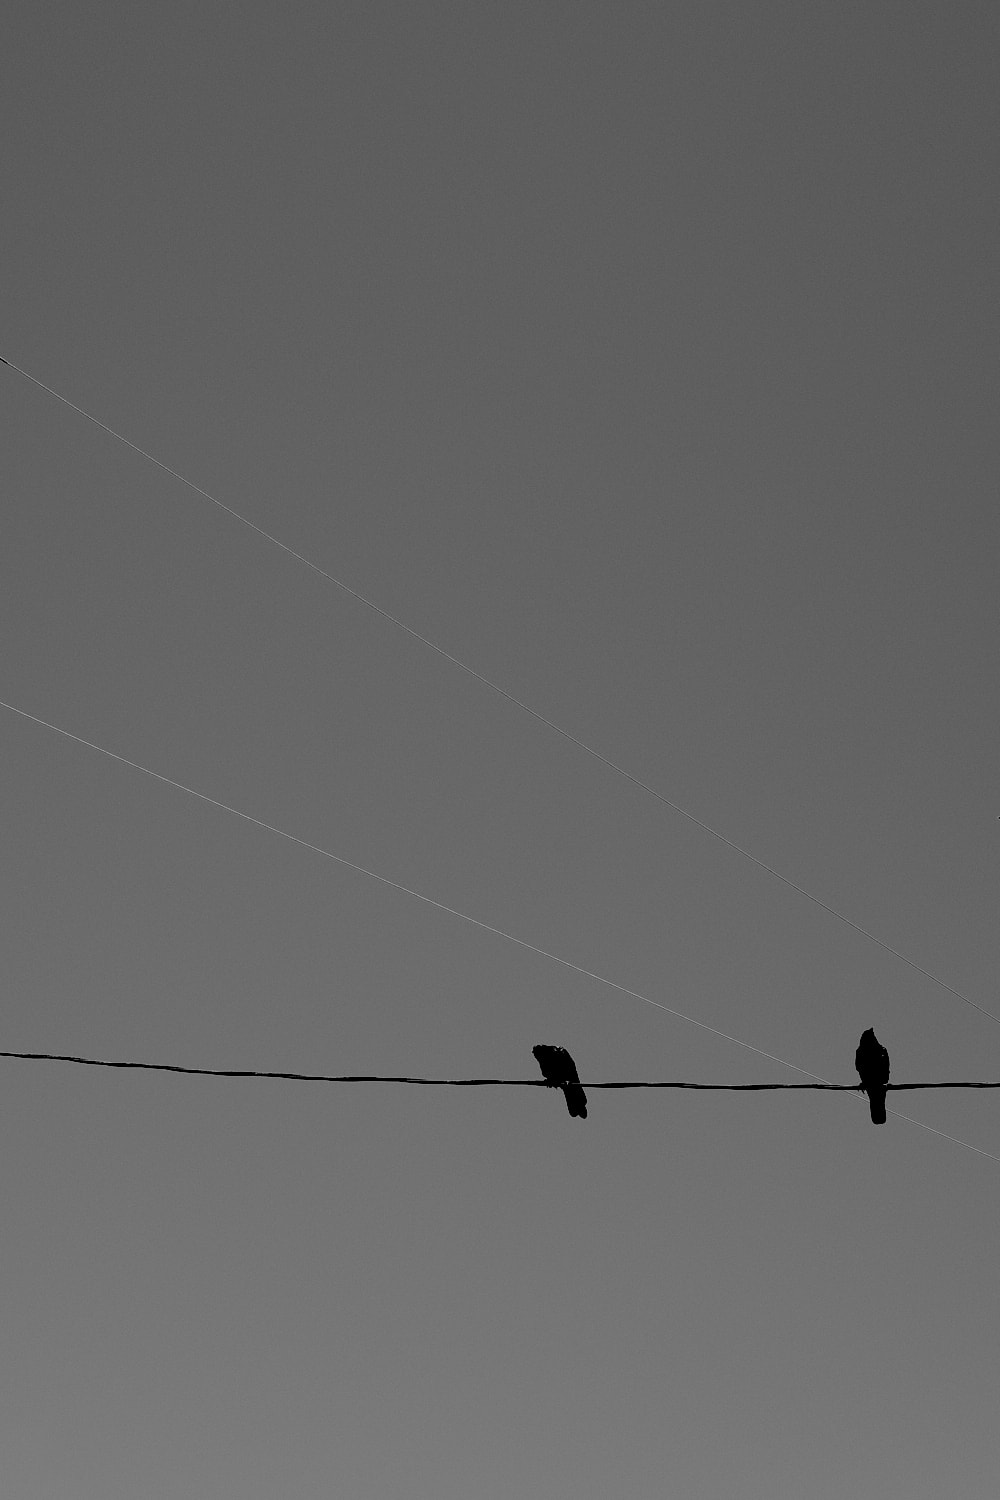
[2, 355, 995, 1030]
[2, 1049, 999, 1090]
[4, 700, 998, 1161]
[0, 696, 829, 1082]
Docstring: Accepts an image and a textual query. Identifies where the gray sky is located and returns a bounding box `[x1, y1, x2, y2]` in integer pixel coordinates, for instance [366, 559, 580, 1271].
[2, 3, 998, 1495]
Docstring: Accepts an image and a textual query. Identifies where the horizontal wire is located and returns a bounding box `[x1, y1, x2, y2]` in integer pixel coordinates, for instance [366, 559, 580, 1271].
[6, 698, 1000, 1166]
[2, 1050, 1000, 1089]
[3, 354, 996, 1030]
[9, 1048, 1000, 1163]
[2, 368, 997, 1166]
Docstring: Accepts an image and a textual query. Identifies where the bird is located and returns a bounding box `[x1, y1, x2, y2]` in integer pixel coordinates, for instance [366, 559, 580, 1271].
[532, 1044, 588, 1119]
[855, 1028, 891, 1124]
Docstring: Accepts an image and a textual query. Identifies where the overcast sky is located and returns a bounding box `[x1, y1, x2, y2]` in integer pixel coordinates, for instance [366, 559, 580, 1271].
[2, 3, 999, 1496]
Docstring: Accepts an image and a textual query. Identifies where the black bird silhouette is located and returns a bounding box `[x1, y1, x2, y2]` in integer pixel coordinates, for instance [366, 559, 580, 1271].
[532, 1044, 588, 1119]
[855, 1028, 891, 1124]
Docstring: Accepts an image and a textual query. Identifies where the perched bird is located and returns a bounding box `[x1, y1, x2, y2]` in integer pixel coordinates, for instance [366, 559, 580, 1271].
[532, 1044, 588, 1119]
[855, 1028, 891, 1124]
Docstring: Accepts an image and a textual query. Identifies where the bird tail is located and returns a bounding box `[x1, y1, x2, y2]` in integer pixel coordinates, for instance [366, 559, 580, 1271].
[563, 1084, 588, 1120]
[867, 1086, 887, 1125]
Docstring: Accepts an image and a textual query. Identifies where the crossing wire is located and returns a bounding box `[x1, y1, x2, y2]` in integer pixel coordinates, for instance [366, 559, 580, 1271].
[2, 354, 996, 1031]
[3, 699, 1000, 1163]
[0, 697, 825, 1082]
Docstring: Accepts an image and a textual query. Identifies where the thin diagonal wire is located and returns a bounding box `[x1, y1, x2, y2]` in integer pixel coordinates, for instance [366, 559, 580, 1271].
[884, 1108, 1000, 1163]
[3, 355, 995, 1029]
[0, 697, 826, 1081]
[5, 708, 999, 1164]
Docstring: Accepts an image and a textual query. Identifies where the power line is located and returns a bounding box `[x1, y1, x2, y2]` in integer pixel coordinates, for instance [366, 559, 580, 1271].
[6, 1048, 1000, 1164]
[2, 366, 997, 1161]
[878, 1110, 1000, 1163]
[3, 705, 998, 1163]
[2, 1049, 999, 1089]
[0, 696, 828, 1083]
[3, 354, 995, 1031]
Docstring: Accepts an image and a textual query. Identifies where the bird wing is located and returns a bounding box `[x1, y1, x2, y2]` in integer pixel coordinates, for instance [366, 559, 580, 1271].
[533, 1044, 578, 1085]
